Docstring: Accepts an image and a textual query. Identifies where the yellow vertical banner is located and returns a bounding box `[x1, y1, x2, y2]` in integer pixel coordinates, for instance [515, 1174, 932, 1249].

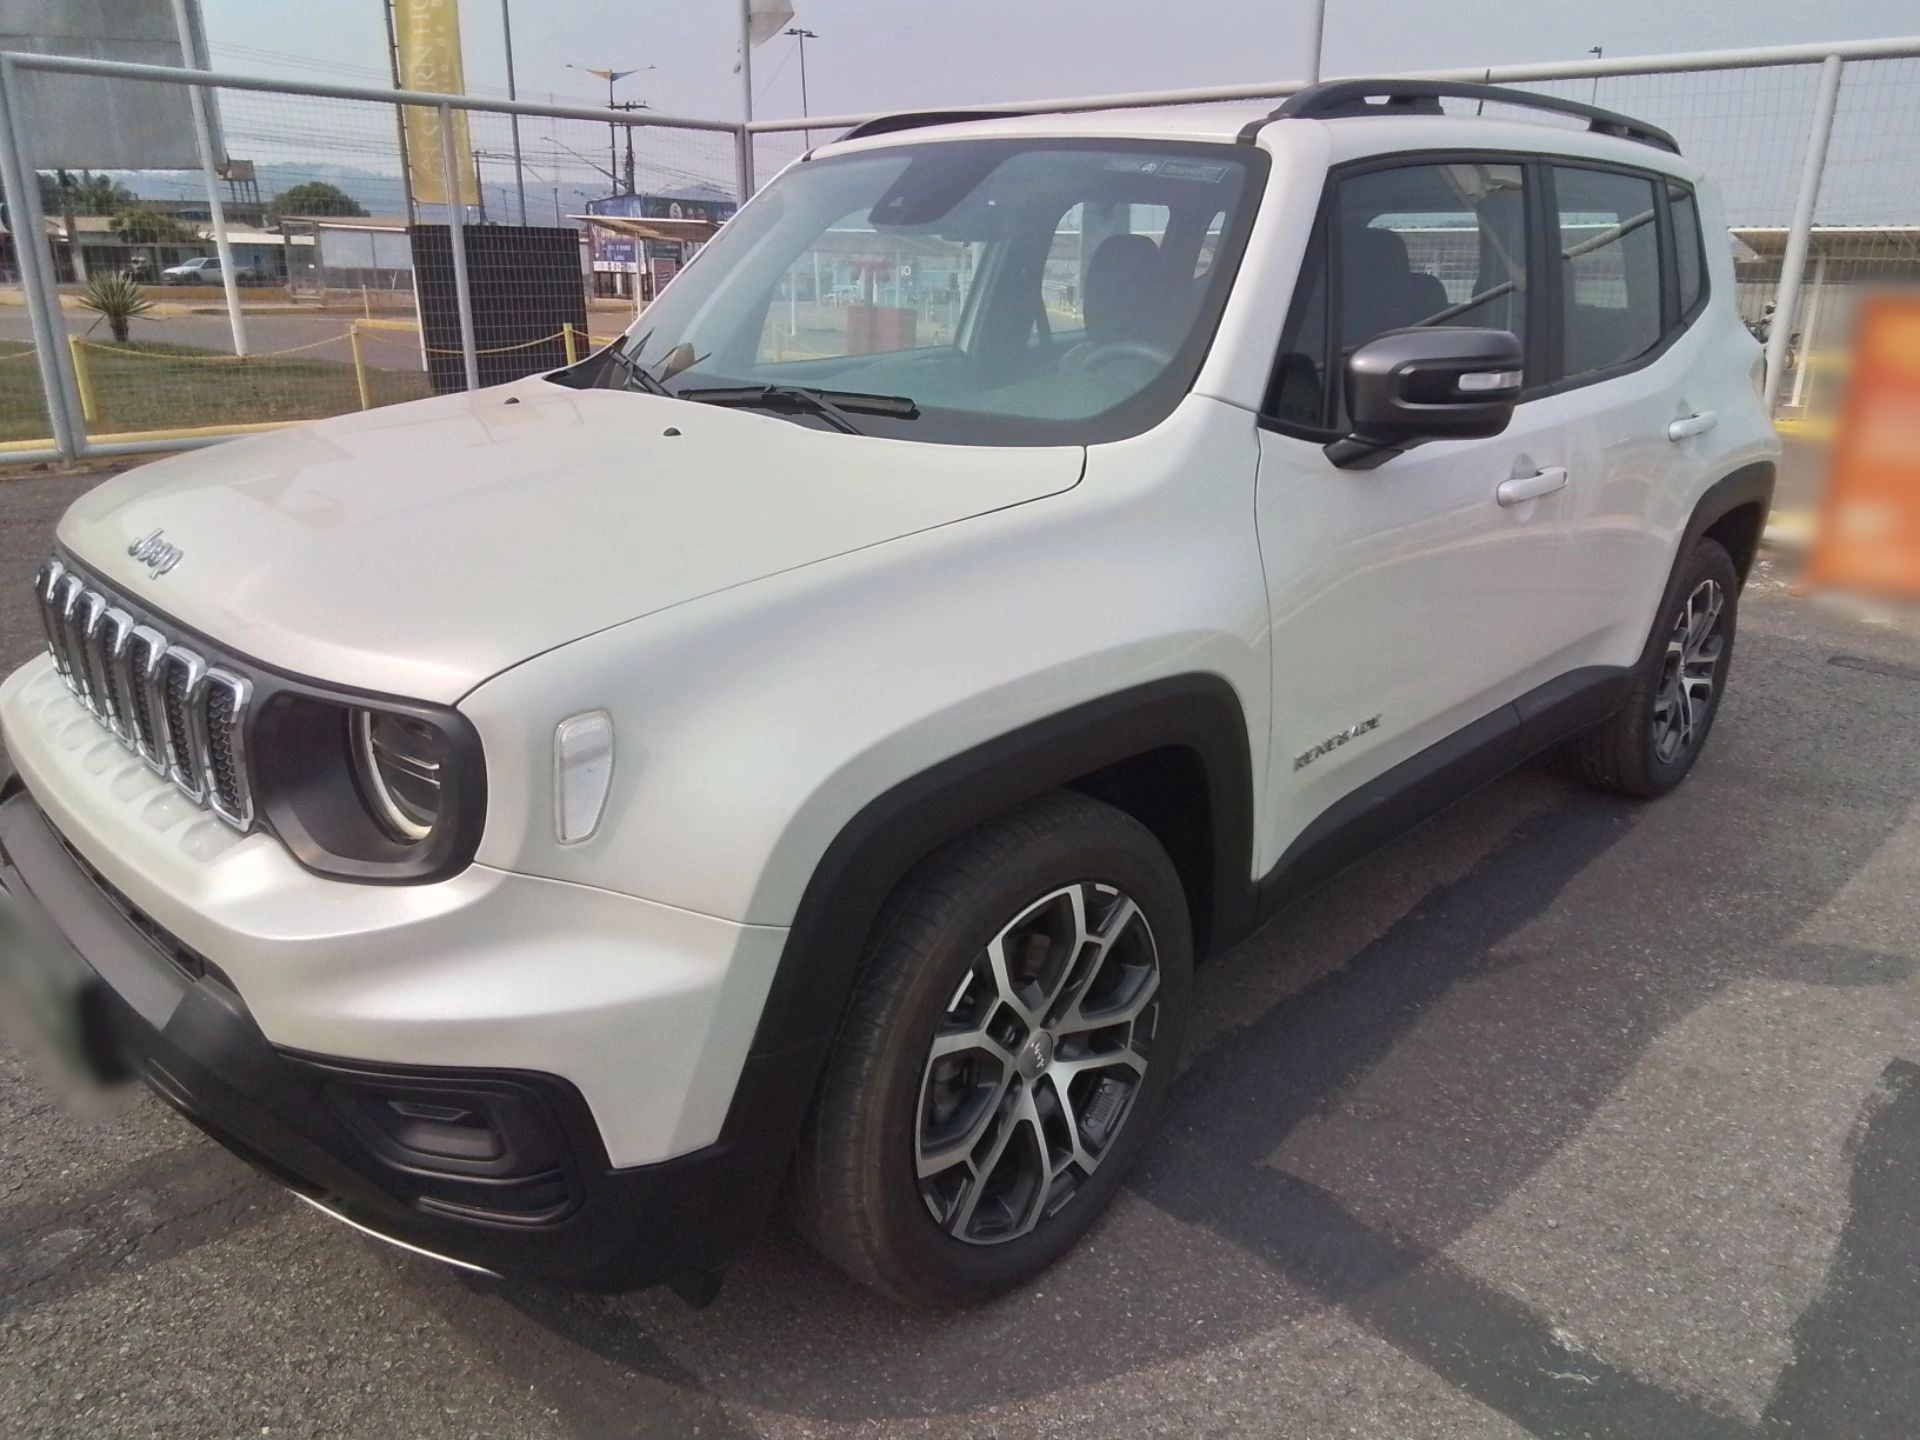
[395, 0, 479, 206]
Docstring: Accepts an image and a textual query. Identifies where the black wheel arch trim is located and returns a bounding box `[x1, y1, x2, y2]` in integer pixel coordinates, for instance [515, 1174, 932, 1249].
[1681, 459, 1776, 583]
[740, 673, 1257, 1068]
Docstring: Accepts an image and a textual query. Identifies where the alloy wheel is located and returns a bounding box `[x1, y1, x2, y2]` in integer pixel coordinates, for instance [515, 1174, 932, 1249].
[914, 882, 1162, 1245]
[1653, 577, 1726, 765]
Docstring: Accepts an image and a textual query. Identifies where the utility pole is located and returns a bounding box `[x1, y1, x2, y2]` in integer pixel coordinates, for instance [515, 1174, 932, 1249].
[784, 27, 818, 149]
[56, 171, 86, 284]
[501, 0, 527, 223]
[567, 64, 652, 196]
[612, 100, 651, 196]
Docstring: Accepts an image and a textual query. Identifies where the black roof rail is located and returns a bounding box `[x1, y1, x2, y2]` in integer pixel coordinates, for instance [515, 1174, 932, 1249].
[839, 109, 1027, 143]
[1242, 79, 1681, 154]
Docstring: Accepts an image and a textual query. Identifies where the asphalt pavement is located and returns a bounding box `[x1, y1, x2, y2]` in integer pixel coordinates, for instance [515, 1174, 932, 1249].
[1, 465, 1916, 1439]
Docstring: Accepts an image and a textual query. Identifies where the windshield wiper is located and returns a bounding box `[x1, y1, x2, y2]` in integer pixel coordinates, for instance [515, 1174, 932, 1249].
[604, 333, 673, 396]
[674, 385, 920, 436]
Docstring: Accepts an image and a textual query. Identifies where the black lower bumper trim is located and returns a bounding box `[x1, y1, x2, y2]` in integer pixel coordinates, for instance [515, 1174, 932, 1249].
[0, 778, 796, 1291]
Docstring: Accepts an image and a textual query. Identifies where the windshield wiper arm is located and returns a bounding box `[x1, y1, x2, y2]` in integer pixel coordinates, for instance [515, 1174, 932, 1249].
[604, 333, 673, 396]
[674, 385, 920, 435]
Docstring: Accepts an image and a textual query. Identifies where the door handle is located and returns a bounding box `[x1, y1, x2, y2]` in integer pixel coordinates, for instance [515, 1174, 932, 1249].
[1496, 466, 1569, 507]
[1667, 410, 1718, 441]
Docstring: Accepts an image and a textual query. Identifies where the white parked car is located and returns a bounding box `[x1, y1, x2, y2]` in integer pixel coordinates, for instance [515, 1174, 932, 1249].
[1, 81, 1776, 1308]
[160, 255, 222, 284]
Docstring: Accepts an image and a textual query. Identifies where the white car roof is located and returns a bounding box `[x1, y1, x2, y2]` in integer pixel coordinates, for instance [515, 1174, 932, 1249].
[811, 102, 1703, 182]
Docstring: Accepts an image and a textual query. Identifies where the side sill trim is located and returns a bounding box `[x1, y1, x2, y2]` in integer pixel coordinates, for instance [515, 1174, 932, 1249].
[1250, 664, 1632, 924]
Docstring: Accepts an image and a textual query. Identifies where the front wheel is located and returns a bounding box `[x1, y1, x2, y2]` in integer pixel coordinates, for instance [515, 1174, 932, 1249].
[1562, 537, 1740, 797]
[792, 792, 1191, 1307]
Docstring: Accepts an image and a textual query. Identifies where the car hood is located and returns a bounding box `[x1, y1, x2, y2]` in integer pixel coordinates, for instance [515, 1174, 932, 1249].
[59, 378, 1085, 703]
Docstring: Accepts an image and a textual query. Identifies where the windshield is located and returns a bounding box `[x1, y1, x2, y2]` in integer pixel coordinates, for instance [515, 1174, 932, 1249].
[597, 138, 1265, 445]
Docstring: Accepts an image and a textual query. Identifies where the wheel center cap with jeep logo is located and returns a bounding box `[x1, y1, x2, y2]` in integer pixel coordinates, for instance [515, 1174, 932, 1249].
[1017, 1031, 1055, 1080]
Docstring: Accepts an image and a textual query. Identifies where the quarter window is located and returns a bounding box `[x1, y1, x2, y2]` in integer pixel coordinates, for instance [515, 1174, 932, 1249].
[1553, 166, 1663, 379]
[1668, 180, 1706, 317]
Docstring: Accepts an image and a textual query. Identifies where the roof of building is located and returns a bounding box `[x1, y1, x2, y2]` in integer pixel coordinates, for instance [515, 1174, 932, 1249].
[569, 214, 721, 244]
[1731, 225, 1920, 258]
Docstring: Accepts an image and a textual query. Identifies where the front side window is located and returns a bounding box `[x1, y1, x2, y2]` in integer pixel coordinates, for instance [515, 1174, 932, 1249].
[1553, 165, 1662, 379]
[599, 139, 1264, 446]
[1268, 159, 1529, 430]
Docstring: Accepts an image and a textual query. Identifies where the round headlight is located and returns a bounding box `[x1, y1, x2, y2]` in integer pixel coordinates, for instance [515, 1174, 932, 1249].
[351, 708, 444, 841]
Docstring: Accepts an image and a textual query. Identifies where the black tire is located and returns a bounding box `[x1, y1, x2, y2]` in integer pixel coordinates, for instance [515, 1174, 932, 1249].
[1562, 537, 1740, 797]
[792, 791, 1192, 1307]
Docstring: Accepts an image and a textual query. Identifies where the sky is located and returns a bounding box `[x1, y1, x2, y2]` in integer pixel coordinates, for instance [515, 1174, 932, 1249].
[170, 0, 1919, 226]
[197, 0, 1919, 127]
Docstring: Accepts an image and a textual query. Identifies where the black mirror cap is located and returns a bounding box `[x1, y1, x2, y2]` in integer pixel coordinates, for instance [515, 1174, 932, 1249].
[1328, 327, 1525, 470]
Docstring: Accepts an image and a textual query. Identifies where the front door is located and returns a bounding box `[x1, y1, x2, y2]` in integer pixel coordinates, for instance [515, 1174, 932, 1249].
[1253, 155, 1578, 875]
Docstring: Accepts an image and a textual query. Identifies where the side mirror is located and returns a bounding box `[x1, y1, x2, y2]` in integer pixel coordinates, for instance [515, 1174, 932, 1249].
[1326, 327, 1524, 470]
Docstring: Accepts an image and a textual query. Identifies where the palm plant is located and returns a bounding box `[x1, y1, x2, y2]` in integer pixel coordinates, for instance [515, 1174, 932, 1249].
[77, 271, 154, 344]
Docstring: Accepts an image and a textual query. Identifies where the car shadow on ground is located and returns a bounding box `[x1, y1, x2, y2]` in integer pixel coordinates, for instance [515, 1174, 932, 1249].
[400, 680, 1920, 1439]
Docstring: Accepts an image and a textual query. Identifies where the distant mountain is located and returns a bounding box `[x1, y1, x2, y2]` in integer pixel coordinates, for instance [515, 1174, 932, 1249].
[100, 160, 727, 227]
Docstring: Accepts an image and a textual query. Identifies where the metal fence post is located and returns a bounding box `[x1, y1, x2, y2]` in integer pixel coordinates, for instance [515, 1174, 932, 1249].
[0, 54, 82, 459]
[169, 0, 248, 357]
[735, 124, 755, 204]
[66, 336, 97, 423]
[1304, 0, 1329, 84]
[1763, 53, 1844, 412]
[737, 0, 757, 198]
[439, 102, 480, 392]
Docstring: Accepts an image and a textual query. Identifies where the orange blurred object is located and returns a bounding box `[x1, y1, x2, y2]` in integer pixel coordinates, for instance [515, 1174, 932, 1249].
[1804, 295, 1920, 597]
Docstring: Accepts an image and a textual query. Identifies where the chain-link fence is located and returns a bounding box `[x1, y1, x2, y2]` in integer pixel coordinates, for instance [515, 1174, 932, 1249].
[3, 38, 1916, 464]
[0, 52, 742, 461]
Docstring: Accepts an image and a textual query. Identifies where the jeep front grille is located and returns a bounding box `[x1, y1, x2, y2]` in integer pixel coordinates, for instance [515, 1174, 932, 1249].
[32, 557, 255, 831]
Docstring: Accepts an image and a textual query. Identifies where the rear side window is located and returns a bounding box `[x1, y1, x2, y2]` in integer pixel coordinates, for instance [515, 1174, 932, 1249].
[1552, 165, 1662, 380]
[1267, 159, 1530, 430]
[1668, 180, 1706, 317]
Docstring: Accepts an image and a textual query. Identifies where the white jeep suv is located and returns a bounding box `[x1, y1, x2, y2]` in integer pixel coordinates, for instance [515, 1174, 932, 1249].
[0, 81, 1776, 1307]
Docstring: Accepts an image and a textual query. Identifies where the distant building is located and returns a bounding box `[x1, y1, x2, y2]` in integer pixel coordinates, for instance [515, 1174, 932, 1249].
[580, 184, 736, 301]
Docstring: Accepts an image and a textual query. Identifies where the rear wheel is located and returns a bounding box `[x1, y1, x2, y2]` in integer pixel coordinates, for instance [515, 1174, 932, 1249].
[1562, 538, 1739, 797]
[792, 792, 1191, 1307]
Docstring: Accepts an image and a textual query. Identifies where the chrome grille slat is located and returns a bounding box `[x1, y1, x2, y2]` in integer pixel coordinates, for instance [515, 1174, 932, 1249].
[29, 557, 254, 832]
[160, 645, 208, 804]
[34, 559, 72, 684]
[54, 575, 92, 705]
[73, 590, 111, 721]
[201, 669, 253, 829]
[123, 626, 170, 775]
[94, 607, 135, 743]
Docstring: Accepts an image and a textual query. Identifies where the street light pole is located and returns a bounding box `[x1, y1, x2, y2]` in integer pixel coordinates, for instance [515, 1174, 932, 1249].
[785, 27, 818, 149]
[737, 0, 756, 196]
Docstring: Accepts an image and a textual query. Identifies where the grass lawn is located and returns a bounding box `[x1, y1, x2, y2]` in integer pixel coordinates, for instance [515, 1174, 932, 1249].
[0, 339, 432, 446]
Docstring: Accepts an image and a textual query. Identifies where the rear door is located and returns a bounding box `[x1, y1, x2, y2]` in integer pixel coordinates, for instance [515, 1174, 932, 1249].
[1253, 154, 1578, 874]
[1545, 163, 1739, 666]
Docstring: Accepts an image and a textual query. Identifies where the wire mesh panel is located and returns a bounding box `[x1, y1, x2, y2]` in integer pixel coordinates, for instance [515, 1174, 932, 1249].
[1, 46, 1916, 462]
[1772, 57, 1920, 422]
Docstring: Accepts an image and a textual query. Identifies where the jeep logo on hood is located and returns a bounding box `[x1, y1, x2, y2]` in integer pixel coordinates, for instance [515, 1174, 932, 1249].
[127, 528, 183, 577]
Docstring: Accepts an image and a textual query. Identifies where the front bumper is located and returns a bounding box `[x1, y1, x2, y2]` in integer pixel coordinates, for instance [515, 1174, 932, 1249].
[0, 779, 814, 1289]
[0, 653, 817, 1289]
